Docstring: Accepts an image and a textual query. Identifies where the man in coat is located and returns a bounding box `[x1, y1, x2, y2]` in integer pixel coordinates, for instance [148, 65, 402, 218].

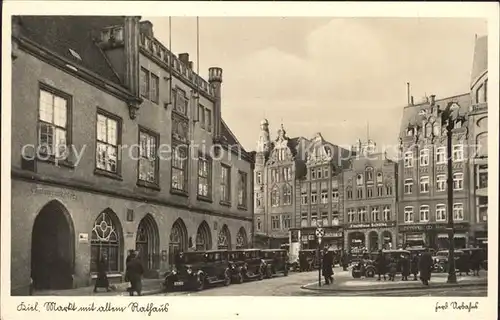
[375, 249, 387, 281]
[418, 247, 434, 285]
[410, 254, 419, 281]
[126, 251, 144, 296]
[322, 249, 334, 284]
[94, 255, 111, 293]
[400, 254, 410, 281]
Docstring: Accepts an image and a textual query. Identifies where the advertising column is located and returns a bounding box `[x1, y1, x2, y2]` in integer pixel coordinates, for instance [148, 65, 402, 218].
[289, 228, 300, 266]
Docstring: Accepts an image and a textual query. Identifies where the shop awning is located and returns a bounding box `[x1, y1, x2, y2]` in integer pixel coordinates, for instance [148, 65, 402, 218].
[438, 233, 467, 239]
[476, 237, 488, 241]
[406, 234, 424, 240]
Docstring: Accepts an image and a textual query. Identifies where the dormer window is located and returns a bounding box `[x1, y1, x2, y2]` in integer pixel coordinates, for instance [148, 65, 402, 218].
[68, 48, 82, 61]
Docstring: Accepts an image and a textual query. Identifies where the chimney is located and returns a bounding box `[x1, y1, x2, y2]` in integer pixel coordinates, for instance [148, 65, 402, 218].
[139, 21, 154, 38]
[410, 96, 414, 105]
[430, 94, 436, 105]
[178, 53, 189, 66]
[209, 67, 223, 138]
[188, 61, 193, 70]
[406, 82, 411, 106]
[124, 17, 141, 97]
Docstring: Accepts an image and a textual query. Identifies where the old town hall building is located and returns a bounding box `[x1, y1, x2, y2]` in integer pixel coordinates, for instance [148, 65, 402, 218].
[11, 16, 253, 295]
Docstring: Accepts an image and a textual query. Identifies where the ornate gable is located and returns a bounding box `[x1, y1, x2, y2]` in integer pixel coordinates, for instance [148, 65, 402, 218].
[267, 124, 293, 165]
[306, 132, 333, 166]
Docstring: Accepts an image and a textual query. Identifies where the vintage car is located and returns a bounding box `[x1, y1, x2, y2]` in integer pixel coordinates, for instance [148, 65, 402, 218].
[261, 249, 289, 278]
[352, 250, 411, 278]
[228, 249, 264, 283]
[162, 250, 231, 291]
[298, 249, 320, 272]
[351, 257, 376, 278]
[432, 249, 464, 273]
[406, 246, 435, 257]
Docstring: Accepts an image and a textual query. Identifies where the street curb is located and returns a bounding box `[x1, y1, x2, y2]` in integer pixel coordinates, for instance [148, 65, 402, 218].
[300, 281, 487, 293]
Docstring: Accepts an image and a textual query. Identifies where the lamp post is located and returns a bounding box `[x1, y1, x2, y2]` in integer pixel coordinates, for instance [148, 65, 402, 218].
[441, 103, 459, 284]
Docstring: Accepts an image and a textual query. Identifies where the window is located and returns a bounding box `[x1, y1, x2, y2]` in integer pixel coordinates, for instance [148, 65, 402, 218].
[206, 109, 212, 132]
[331, 190, 339, 202]
[347, 209, 356, 223]
[476, 132, 488, 158]
[436, 204, 446, 221]
[436, 147, 446, 164]
[420, 176, 429, 193]
[271, 216, 280, 230]
[301, 212, 308, 227]
[357, 188, 363, 199]
[376, 172, 383, 184]
[283, 184, 292, 205]
[238, 171, 247, 207]
[91, 210, 122, 273]
[478, 166, 488, 188]
[404, 151, 414, 168]
[320, 182, 328, 204]
[371, 207, 380, 222]
[271, 169, 279, 183]
[197, 155, 212, 198]
[150, 73, 159, 103]
[377, 186, 383, 197]
[453, 173, 463, 190]
[419, 205, 429, 222]
[256, 218, 262, 231]
[404, 207, 414, 223]
[282, 215, 291, 229]
[358, 208, 367, 222]
[310, 212, 318, 227]
[283, 167, 292, 181]
[255, 192, 262, 208]
[436, 175, 446, 191]
[220, 165, 231, 203]
[366, 167, 373, 181]
[321, 212, 329, 226]
[172, 145, 188, 192]
[386, 184, 393, 196]
[420, 149, 429, 166]
[356, 174, 363, 185]
[453, 145, 464, 162]
[198, 105, 206, 129]
[138, 129, 158, 184]
[406, 128, 413, 136]
[346, 187, 353, 199]
[367, 188, 373, 198]
[301, 183, 308, 205]
[323, 167, 329, 178]
[38, 87, 70, 160]
[173, 88, 188, 116]
[311, 191, 318, 204]
[478, 196, 487, 222]
[140, 67, 149, 98]
[404, 179, 413, 194]
[96, 112, 119, 173]
[256, 172, 262, 185]
[317, 167, 322, 179]
[453, 203, 464, 221]
[271, 186, 280, 207]
[383, 206, 391, 221]
[311, 168, 316, 180]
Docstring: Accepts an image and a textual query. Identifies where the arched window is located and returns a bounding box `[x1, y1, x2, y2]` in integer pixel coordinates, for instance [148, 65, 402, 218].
[195, 221, 212, 251]
[425, 122, 432, 137]
[406, 128, 413, 136]
[365, 167, 374, 181]
[236, 227, 248, 249]
[91, 209, 123, 273]
[169, 219, 188, 267]
[476, 132, 488, 157]
[376, 172, 383, 184]
[356, 174, 364, 185]
[433, 123, 440, 136]
[217, 225, 231, 249]
[346, 186, 353, 199]
[271, 186, 280, 207]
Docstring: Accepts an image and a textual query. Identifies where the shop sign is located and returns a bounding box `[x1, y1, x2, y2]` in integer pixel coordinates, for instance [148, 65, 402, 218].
[399, 223, 469, 232]
[348, 221, 396, 229]
[434, 223, 469, 231]
[324, 232, 343, 238]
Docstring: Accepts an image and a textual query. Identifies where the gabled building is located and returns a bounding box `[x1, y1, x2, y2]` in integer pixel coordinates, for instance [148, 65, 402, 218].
[11, 16, 253, 295]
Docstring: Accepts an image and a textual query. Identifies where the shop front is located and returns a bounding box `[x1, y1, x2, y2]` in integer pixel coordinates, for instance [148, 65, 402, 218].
[399, 223, 470, 250]
[299, 227, 343, 250]
[345, 221, 397, 253]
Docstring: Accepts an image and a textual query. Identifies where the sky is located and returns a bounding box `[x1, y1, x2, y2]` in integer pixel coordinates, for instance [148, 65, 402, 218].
[144, 17, 487, 156]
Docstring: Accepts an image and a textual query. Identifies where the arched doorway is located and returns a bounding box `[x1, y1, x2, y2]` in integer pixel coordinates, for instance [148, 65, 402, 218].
[236, 227, 248, 249]
[217, 224, 231, 249]
[382, 231, 393, 249]
[369, 231, 379, 252]
[195, 221, 212, 251]
[169, 218, 188, 268]
[135, 214, 160, 276]
[90, 209, 124, 274]
[348, 232, 365, 254]
[31, 200, 75, 290]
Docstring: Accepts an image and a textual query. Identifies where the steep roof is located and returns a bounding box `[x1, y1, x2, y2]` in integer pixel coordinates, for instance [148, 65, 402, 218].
[221, 119, 247, 153]
[398, 93, 470, 136]
[470, 35, 488, 88]
[17, 16, 124, 85]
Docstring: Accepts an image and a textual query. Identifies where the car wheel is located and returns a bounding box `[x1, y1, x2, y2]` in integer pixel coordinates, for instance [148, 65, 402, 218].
[266, 267, 273, 279]
[365, 268, 375, 278]
[224, 270, 231, 286]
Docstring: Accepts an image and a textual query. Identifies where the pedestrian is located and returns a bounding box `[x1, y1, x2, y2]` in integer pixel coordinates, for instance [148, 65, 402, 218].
[470, 248, 484, 276]
[457, 253, 470, 276]
[94, 255, 112, 293]
[322, 249, 334, 284]
[388, 259, 397, 281]
[375, 249, 387, 281]
[410, 254, 419, 281]
[418, 247, 433, 286]
[400, 254, 410, 281]
[341, 250, 349, 271]
[125, 251, 144, 296]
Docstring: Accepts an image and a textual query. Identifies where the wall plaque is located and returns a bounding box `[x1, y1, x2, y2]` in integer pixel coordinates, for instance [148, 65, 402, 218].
[78, 233, 89, 243]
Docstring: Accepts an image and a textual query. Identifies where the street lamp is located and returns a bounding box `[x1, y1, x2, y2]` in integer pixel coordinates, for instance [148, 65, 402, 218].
[440, 102, 460, 284]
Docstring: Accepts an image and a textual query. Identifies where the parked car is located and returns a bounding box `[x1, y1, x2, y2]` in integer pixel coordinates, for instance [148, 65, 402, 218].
[351, 258, 376, 278]
[163, 250, 231, 292]
[432, 249, 464, 273]
[261, 249, 289, 278]
[228, 249, 265, 283]
[298, 249, 320, 272]
[352, 250, 411, 278]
